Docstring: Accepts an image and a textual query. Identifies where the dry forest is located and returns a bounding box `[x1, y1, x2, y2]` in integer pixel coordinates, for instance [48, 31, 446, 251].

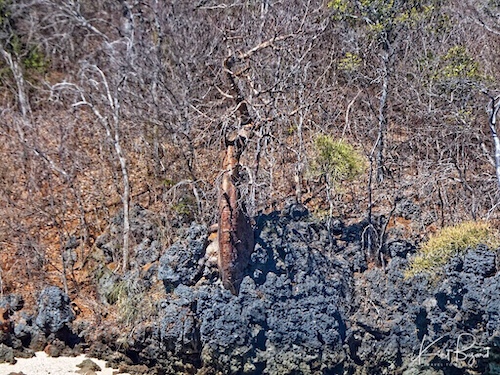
[1, 0, 500, 317]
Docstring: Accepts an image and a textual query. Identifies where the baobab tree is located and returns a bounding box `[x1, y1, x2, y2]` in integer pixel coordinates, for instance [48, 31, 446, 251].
[217, 36, 295, 294]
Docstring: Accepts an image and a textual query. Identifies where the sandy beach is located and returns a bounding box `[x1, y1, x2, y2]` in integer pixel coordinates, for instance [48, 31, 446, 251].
[0, 351, 130, 375]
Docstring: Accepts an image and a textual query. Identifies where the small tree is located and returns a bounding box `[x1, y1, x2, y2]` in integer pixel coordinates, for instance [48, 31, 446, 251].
[71, 65, 131, 274]
[328, 0, 440, 183]
[311, 135, 365, 220]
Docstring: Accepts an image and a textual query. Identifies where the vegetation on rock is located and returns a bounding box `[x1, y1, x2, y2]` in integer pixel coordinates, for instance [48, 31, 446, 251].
[0, 0, 499, 347]
[405, 221, 500, 279]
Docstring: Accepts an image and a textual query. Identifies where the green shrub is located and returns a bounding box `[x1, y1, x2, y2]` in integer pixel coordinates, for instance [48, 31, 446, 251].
[0, 1, 48, 76]
[312, 135, 365, 183]
[438, 46, 481, 81]
[338, 52, 362, 73]
[22, 45, 47, 72]
[172, 195, 197, 221]
[405, 221, 500, 279]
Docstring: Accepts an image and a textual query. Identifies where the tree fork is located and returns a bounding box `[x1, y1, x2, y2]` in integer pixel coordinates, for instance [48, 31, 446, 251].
[216, 52, 261, 295]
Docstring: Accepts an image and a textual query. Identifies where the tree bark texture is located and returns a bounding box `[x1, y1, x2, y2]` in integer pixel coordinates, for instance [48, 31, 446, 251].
[488, 95, 500, 190]
[217, 53, 257, 295]
[217, 141, 254, 295]
[376, 52, 389, 184]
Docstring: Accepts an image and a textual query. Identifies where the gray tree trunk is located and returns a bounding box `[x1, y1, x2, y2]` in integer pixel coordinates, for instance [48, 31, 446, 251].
[488, 95, 500, 190]
[376, 51, 390, 184]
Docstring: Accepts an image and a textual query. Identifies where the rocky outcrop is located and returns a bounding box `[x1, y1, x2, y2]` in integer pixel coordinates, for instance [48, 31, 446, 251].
[349, 242, 500, 375]
[158, 223, 207, 291]
[76, 358, 102, 374]
[150, 203, 500, 374]
[35, 287, 74, 335]
[0, 286, 78, 363]
[1, 203, 500, 374]
[197, 238, 348, 372]
[95, 204, 162, 268]
[151, 205, 350, 374]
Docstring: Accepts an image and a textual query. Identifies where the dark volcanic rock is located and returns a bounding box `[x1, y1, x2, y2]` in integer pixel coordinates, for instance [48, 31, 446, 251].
[28, 328, 48, 352]
[95, 204, 163, 267]
[0, 343, 16, 364]
[35, 287, 74, 334]
[462, 245, 496, 277]
[350, 242, 500, 375]
[5, 202, 496, 375]
[150, 206, 500, 374]
[13, 319, 32, 347]
[394, 198, 421, 220]
[282, 197, 309, 220]
[153, 209, 351, 374]
[158, 285, 200, 358]
[76, 358, 102, 372]
[0, 294, 24, 313]
[128, 205, 164, 268]
[158, 223, 207, 290]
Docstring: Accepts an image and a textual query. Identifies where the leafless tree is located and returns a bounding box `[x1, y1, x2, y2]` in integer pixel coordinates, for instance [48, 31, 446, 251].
[1, 0, 500, 305]
[71, 67, 131, 273]
[486, 94, 500, 190]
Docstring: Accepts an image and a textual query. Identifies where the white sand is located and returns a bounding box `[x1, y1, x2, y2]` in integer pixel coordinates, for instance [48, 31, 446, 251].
[0, 351, 131, 375]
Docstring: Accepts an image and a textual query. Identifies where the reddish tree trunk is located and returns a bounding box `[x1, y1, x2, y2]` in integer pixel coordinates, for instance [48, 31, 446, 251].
[217, 141, 254, 295]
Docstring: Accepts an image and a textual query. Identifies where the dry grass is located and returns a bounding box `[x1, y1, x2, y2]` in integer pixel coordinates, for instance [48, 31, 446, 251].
[405, 221, 500, 279]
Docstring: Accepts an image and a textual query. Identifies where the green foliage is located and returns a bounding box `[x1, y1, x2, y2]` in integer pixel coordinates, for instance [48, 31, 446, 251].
[0, 11, 8, 33]
[426, 12, 452, 35]
[102, 272, 157, 326]
[439, 46, 481, 81]
[395, 4, 435, 26]
[405, 221, 500, 279]
[287, 124, 297, 135]
[328, 0, 392, 24]
[328, 0, 440, 41]
[338, 52, 362, 73]
[431, 45, 490, 96]
[0, 0, 48, 76]
[106, 279, 128, 305]
[173, 196, 196, 217]
[312, 135, 365, 183]
[163, 178, 175, 188]
[0, 0, 14, 48]
[328, 0, 348, 16]
[22, 45, 47, 72]
[0, 0, 11, 28]
[115, 279, 145, 326]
